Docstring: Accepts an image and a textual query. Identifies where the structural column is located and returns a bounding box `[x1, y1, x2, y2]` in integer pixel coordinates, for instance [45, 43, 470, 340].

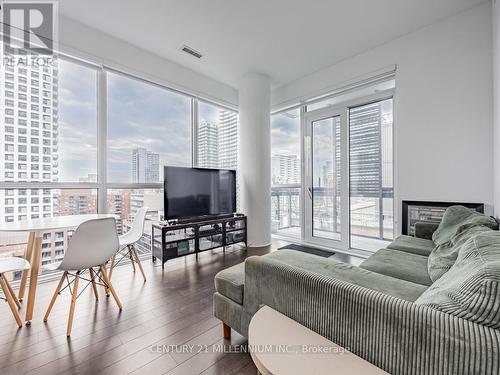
[238, 73, 272, 247]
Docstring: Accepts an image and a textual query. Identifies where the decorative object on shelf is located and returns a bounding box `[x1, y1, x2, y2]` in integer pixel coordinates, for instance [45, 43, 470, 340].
[151, 214, 247, 268]
[401, 200, 484, 236]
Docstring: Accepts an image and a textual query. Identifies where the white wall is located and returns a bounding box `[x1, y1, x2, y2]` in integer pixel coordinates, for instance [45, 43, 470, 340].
[273, 3, 494, 231]
[58, 17, 238, 107]
[494, 0, 500, 217]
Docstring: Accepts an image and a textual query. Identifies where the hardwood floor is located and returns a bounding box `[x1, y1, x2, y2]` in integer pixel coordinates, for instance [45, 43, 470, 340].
[0, 240, 363, 375]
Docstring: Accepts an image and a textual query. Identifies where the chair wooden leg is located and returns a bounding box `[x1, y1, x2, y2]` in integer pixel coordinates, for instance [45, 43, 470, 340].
[18, 231, 35, 301]
[4, 277, 21, 309]
[128, 246, 136, 272]
[89, 268, 99, 301]
[67, 273, 80, 337]
[99, 265, 122, 310]
[223, 323, 231, 339]
[131, 246, 146, 282]
[44, 271, 67, 322]
[0, 275, 22, 328]
[25, 235, 42, 323]
[105, 254, 116, 297]
[108, 254, 116, 280]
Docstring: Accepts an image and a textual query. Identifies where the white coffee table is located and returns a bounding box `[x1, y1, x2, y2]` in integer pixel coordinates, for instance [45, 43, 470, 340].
[248, 306, 388, 375]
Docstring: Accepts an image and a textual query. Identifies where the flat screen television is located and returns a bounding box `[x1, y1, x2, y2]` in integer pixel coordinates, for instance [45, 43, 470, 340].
[164, 166, 236, 220]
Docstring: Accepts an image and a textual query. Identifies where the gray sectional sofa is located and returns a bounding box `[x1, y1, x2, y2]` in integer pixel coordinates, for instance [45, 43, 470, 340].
[213, 206, 500, 375]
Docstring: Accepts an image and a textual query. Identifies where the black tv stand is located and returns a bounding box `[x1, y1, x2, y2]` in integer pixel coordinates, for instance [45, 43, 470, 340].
[151, 214, 247, 268]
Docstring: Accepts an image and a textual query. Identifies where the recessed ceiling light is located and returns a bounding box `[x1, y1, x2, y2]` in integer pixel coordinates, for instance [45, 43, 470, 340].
[180, 45, 203, 59]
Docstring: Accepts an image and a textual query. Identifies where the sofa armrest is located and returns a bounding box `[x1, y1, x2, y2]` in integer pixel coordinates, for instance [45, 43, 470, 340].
[244, 256, 500, 375]
[414, 221, 439, 240]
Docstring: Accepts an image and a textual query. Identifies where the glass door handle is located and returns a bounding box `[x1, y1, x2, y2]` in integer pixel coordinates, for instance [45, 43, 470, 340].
[307, 187, 312, 200]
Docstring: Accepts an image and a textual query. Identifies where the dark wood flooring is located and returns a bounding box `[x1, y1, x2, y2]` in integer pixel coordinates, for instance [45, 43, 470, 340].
[0, 240, 363, 375]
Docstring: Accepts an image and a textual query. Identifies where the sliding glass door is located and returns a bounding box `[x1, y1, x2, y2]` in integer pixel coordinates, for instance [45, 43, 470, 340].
[303, 93, 394, 252]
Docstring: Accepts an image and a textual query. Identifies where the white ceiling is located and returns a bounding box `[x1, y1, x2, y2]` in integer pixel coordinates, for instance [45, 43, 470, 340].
[58, 0, 488, 89]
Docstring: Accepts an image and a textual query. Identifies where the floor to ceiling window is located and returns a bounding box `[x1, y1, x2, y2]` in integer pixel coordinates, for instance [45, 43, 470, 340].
[0, 45, 239, 282]
[270, 107, 301, 239]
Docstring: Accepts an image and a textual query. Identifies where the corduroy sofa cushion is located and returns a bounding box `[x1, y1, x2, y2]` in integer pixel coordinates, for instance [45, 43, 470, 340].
[387, 234, 434, 256]
[360, 248, 432, 286]
[214, 262, 245, 304]
[416, 230, 500, 329]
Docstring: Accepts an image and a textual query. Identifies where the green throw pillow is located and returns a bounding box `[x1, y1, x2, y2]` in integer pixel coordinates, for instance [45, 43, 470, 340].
[416, 230, 500, 329]
[428, 225, 492, 282]
[431, 205, 498, 246]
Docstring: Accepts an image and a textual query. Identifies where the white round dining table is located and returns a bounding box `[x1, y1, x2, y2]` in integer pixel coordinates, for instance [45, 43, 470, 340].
[0, 214, 118, 324]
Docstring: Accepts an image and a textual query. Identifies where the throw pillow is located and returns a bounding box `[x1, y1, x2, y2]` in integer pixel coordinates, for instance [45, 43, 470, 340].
[416, 230, 500, 329]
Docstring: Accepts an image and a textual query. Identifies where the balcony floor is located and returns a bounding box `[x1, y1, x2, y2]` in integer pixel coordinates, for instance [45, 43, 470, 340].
[0, 240, 364, 375]
[274, 226, 390, 253]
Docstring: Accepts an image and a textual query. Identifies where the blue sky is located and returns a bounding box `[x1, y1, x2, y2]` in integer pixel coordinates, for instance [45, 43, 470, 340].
[271, 108, 300, 158]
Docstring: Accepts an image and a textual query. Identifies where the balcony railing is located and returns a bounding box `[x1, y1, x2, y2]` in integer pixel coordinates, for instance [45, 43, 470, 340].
[271, 185, 301, 237]
[271, 185, 394, 241]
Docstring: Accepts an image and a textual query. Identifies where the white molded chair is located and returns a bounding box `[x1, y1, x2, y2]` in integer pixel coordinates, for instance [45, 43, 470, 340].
[43, 217, 122, 336]
[108, 207, 148, 283]
[0, 257, 30, 327]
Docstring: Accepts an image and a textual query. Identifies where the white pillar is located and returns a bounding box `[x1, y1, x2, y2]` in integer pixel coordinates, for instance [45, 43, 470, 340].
[238, 73, 271, 247]
[494, 0, 500, 216]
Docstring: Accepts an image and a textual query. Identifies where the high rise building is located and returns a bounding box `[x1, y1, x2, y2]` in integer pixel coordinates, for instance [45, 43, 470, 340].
[218, 110, 238, 169]
[0, 44, 60, 264]
[56, 189, 97, 216]
[197, 110, 238, 170]
[271, 154, 300, 185]
[322, 160, 334, 188]
[107, 189, 131, 235]
[132, 147, 160, 183]
[197, 120, 219, 168]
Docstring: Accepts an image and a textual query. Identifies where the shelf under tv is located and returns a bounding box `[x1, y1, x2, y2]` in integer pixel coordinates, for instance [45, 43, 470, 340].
[151, 214, 247, 268]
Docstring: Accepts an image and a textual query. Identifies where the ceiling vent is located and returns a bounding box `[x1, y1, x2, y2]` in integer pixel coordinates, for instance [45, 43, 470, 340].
[180, 45, 203, 59]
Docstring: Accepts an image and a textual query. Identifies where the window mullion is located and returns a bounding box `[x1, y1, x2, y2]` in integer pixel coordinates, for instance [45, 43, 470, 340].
[97, 69, 107, 213]
[192, 97, 198, 168]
